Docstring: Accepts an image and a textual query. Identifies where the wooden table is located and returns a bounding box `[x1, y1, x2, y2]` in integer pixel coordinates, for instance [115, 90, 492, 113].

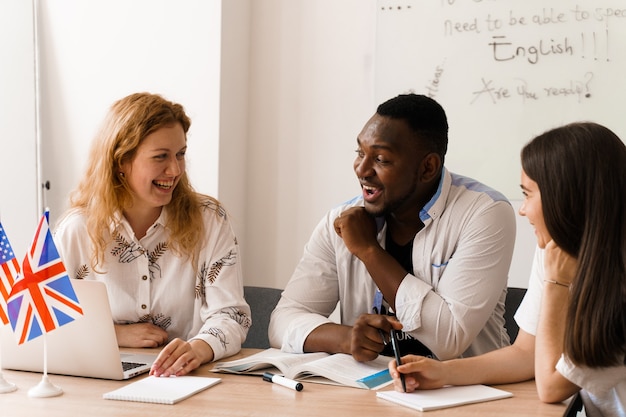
[1, 349, 567, 417]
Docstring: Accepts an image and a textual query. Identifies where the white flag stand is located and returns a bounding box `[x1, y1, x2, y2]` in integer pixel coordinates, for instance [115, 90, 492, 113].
[0, 373, 16, 393]
[0, 342, 17, 393]
[28, 334, 62, 397]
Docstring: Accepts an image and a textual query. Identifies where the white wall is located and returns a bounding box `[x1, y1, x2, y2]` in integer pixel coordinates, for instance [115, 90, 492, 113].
[217, 0, 251, 257]
[0, 0, 39, 256]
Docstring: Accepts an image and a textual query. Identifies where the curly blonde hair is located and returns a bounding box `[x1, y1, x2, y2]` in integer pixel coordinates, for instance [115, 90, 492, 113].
[67, 92, 217, 271]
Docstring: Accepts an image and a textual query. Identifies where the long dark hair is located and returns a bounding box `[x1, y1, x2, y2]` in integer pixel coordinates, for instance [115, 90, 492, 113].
[521, 122, 626, 367]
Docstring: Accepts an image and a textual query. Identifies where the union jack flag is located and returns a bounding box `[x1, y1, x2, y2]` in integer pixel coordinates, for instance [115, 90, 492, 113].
[7, 210, 83, 344]
[1, 221, 20, 325]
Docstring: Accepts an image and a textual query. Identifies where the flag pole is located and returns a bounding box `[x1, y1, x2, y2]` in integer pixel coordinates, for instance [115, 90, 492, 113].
[0, 209, 17, 393]
[0, 337, 17, 393]
[0, 211, 17, 393]
[27, 333, 62, 397]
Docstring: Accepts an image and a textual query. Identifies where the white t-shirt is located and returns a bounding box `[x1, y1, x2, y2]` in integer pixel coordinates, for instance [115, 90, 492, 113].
[54, 197, 250, 361]
[514, 246, 545, 337]
[557, 356, 626, 417]
[516, 247, 626, 417]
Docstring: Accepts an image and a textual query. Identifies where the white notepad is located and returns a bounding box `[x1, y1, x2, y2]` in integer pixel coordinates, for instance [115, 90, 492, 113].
[376, 384, 513, 411]
[103, 375, 222, 404]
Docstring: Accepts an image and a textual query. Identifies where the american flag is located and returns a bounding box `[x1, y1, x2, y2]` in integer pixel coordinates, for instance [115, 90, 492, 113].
[1, 222, 20, 325]
[7, 210, 83, 344]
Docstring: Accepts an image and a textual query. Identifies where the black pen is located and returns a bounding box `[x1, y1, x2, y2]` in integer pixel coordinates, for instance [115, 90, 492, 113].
[390, 329, 406, 392]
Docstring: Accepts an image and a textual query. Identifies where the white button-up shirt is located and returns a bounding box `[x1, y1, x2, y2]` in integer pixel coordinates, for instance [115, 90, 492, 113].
[54, 198, 250, 361]
[270, 169, 516, 360]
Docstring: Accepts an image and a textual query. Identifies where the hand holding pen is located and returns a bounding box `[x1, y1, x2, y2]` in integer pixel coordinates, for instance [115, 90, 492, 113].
[349, 310, 400, 362]
[372, 307, 389, 347]
[371, 303, 405, 392]
[388, 353, 448, 392]
[369, 306, 403, 354]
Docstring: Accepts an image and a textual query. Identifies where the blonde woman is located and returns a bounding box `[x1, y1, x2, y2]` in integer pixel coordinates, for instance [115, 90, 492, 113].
[55, 92, 250, 377]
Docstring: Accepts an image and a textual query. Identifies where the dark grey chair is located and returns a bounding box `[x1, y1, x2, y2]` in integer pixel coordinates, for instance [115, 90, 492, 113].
[242, 286, 283, 349]
[504, 287, 527, 343]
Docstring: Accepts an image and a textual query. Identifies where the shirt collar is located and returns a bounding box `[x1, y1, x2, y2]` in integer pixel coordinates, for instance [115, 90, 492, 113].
[372, 167, 450, 234]
[110, 207, 169, 237]
[419, 167, 450, 223]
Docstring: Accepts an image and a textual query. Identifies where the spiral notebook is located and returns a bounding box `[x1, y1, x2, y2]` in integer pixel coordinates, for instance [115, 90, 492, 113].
[103, 375, 222, 404]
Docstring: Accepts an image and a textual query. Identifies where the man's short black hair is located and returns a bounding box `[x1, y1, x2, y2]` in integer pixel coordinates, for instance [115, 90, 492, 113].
[376, 93, 448, 159]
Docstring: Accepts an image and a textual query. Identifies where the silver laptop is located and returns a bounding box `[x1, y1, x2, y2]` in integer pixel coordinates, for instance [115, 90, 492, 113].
[1, 279, 156, 380]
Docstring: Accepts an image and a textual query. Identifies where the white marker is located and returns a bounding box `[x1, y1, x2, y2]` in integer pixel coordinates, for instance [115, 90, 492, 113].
[262, 372, 303, 391]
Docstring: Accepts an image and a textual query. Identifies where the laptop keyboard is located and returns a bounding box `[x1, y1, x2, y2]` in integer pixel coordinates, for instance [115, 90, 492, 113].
[122, 361, 146, 371]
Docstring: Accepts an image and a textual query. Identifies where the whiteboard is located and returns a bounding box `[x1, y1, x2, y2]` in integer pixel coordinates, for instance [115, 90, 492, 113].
[375, 0, 626, 198]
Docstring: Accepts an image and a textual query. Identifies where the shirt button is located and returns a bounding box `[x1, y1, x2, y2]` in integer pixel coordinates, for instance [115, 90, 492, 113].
[141, 304, 147, 310]
[142, 275, 148, 281]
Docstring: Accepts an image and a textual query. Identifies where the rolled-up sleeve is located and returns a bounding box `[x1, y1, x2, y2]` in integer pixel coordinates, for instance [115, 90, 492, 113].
[395, 200, 516, 359]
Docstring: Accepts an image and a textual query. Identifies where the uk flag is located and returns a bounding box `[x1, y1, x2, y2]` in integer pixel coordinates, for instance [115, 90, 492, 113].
[7, 210, 83, 344]
[1, 222, 20, 325]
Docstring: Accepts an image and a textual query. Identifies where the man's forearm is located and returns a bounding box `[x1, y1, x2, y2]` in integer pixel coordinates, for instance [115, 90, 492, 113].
[303, 323, 352, 354]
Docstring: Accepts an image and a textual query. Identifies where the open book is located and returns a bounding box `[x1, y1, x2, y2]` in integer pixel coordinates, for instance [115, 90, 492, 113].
[376, 384, 513, 411]
[211, 348, 392, 390]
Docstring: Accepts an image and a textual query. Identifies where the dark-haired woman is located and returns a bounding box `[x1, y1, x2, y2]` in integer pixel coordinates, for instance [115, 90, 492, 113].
[389, 122, 625, 417]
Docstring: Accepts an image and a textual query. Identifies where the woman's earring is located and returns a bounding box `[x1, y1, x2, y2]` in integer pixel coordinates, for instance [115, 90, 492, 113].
[119, 172, 125, 178]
